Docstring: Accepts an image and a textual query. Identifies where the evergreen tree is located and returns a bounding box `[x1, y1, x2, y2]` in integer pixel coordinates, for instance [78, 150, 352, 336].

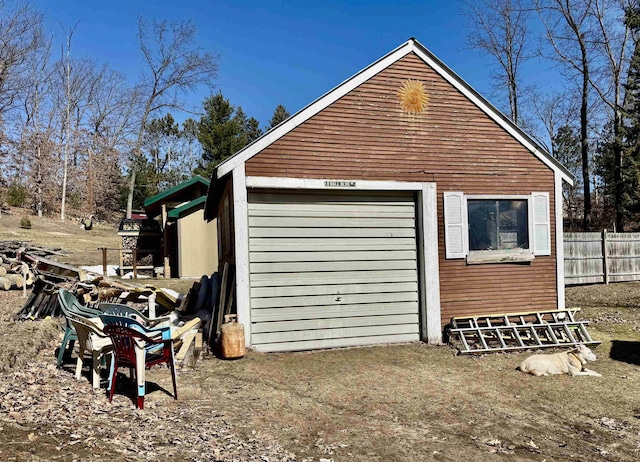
[244, 115, 263, 143]
[195, 94, 263, 178]
[595, 121, 640, 230]
[618, 6, 640, 229]
[268, 104, 290, 129]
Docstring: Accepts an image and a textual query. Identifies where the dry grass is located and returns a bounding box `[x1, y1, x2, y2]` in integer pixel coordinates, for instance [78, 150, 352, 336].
[2, 213, 640, 460]
[0, 292, 59, 371]
[181, 315, 640, 461]
[2, 286, 640, 460]
[0, 211, 121, 266]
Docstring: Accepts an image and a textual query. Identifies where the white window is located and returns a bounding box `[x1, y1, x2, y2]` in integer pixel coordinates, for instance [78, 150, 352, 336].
[444, 192, 550, 263]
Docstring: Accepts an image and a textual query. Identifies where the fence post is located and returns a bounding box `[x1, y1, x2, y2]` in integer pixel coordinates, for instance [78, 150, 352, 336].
[602, 229, 610, 285]
[132, 247, 138, 279]
[101, 247, 107, 276]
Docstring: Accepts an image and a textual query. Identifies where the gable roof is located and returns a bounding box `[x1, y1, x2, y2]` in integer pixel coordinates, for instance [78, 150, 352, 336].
[167, 195, 207, 220]
[144, 175, 209, 218]
[205, 38, 573, 220]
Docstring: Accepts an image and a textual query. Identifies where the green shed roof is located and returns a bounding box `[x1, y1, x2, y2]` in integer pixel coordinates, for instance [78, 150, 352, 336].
[167, 196, 207, 220]
[144, 175, 210, 218]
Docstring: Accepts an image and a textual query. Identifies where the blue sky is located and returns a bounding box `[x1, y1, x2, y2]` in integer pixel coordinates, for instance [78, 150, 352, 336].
[30, 0, 555, 129]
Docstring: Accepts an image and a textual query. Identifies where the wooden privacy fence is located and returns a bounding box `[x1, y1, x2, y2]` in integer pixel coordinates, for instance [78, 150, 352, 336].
[564, 231, 640, 285]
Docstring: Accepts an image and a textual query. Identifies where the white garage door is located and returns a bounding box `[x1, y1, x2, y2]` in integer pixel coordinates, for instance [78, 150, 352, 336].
[248, 189, 420, 352]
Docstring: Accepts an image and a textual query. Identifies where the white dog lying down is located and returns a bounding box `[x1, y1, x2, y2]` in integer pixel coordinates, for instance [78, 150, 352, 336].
[519, 344, 602, 377]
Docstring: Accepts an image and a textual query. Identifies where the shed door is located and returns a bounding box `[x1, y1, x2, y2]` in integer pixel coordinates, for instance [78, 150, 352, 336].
[248, 189, 420, 352]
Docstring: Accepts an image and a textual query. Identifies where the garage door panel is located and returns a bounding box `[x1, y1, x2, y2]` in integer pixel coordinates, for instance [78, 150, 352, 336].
[252, 314, 419, 333]
[251, 302, 419, 322]
[249, 203, 416, 218]
[253, 333, 421, 353]
[250, 269, 418, 287]
[252, 323, 419, 345]
[251, 281, 418, 298]
[251, 259, 416, 274]
[251, 291, 419, 309]
[248, 191, 413, 205]
[250, 237, 416, 252]
[249, 190, 420, 351]
[249, 216, 415, 228]
[250, 227, 417, 238]
[250, 250, 416, 263]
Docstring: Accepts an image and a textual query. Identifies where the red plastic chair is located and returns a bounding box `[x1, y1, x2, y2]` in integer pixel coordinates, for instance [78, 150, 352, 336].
[103, 324, 177, 409]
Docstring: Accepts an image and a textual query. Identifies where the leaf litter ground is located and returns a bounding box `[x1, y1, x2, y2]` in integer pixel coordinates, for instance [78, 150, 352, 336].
[2, 284, 640, 460]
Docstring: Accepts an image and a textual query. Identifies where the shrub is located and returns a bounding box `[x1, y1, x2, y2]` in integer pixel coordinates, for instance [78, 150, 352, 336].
[20, 216, 31, 229]
[8, 184, 26, 207]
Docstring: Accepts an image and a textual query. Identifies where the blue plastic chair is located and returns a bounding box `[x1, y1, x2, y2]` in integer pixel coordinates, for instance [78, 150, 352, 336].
[56, 289, 102, 368]
[99, 303, 172, 328]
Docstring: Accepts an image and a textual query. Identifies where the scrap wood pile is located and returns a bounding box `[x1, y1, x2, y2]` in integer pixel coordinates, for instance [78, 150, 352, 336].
[177, 263, 238, 352]
[3, 242, 206, 365]
[3, 239, 236, 365]
[0, 240, 59, 290]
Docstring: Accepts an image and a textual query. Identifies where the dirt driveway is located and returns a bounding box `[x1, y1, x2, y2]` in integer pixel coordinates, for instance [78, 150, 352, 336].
[2, 286, 640, 461]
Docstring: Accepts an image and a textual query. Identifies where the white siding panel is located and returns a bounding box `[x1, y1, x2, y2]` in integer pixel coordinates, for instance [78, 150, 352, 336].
[250, 269, 418, 287]
[251, 281, 418, 298]
[253, 323, 419, 345]
[250, 237, 416, 252]
[250, 259, 417, 273]
[251, 291, 418, 309]
[249, 203, 416, 217]
[250, 250, 417, 263]
[249, 191, 413, 205]
[250, 227, 417, 238]
[253, 334, 420, 353]
[248, 189, 420, 352]
[252, 314, 419, 333]
[249, 216, 415, 228]
[251, 302, 418, 322]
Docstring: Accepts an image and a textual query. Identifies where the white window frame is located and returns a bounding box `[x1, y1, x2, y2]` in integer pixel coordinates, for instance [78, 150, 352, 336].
[466, 195, 533, 264]
[444, 192, 551, 264]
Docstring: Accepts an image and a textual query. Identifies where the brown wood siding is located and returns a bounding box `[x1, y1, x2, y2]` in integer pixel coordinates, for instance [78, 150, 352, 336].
[245, 52, 557, 327]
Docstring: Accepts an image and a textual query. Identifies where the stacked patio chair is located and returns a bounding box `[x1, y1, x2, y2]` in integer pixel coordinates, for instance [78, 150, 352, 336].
[100, 314, 177, 409]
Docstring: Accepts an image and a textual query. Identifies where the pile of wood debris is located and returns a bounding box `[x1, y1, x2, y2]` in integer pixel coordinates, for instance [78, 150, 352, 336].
[11, 255, 182, 321]
[3, 240, 217, 365]
[0, 240, 63, 291]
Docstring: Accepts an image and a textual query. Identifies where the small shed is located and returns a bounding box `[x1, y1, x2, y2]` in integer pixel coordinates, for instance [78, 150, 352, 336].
[144, 176, 217, 278]
[204, 38, 574, 353]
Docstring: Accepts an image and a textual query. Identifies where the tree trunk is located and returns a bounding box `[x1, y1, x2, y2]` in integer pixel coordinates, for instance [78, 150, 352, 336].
[580, 40, 591, 231]
[36, 141, 42, 218]
[60, 29, 73, 222]
[126, 170, 136, 219]
[88, 149, 95, 215]
[614, 106, 624, 231]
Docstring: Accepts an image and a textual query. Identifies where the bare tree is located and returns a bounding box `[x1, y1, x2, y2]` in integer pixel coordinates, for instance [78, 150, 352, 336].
[537, 0, 596, 230]
[463, 0, 533, 123]
[85, 67, 139, 217]
[588, 0, 635, 230]
[19, 27, 53, 217]
[530, 89, 580, 151]
[59, 23, 78, 221]
[125, 17, 218, 218]
[0, 1, 45, 118]
[530, 90, 583, 226]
